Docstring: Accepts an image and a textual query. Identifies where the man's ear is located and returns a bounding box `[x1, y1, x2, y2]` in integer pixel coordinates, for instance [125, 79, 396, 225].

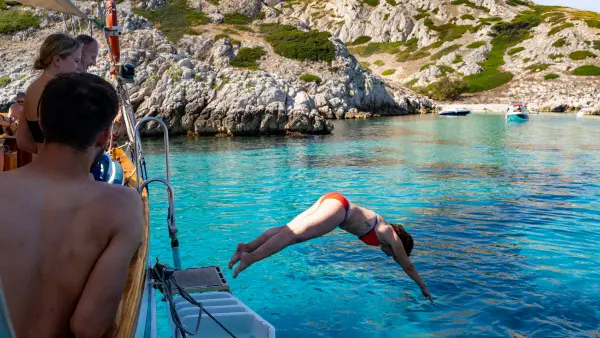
[96, 128, 110, 148]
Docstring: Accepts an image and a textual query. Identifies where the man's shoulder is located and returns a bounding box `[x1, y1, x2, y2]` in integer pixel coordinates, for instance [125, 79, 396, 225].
[86, 183, 144, 230]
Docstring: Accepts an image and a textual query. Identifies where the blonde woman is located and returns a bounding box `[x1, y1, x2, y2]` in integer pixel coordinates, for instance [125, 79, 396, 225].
[17, 33, 81, 156]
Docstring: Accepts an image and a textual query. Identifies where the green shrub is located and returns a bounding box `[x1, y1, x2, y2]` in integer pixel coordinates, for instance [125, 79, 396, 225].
[230, 47, 266, 69]
[374, 60, 385, 66]
[548, 53, 564, 60]
[438, 65, 455, 75]
[260, 24, 335, 62]
[507, 46, 525, 55]
[214, 33, 241, 45]
[453, 54, 463, 63]
[235, 24, 253, 32]
[585, 20, 600, 29]
[132, 0, 208, 42]
[479, 16, 502, 25]
[362, 0, 379, 6]
[350, 41, 404, 57]
[0, 9, 40, 34]
[382, 69, 396, 76]
[299, 74, 322, 83]
[425, 19, 470, 42]
[548, 22, 574, 36]
[507, 0, 529, 6]
[406, 78, 418, 87]
[421, 41, 444, 52]
[350, 36, 372, 45]
[461, 14, 475, 20]
[426, 77, 469, 100]
[420, 63, 433, 71]
[430, 44, 461, 60]
[544, 73, 559, 80]
[360, 61, 371, 68]
[593, 40, 600, 50]
[467, 41, 485, 49]
[450, 0, 489, 12]
[573, 65, 600, 75]
[384, 14, 390, 20]
[525, 63, 551, 72]
[542, 12, 566, 25]
[465, 8, 546, 92]
[414, 12, 429, 20]
[552, 38, 567, 48]
[0, 76, 11, 87]
[464, 71, 513, 93]
[523, 57, 531, 63]
[386, 0, 397, 5]
[223, 13, 253, 25]
[569, 50, 596, 60]
[396, 49, 430, 62]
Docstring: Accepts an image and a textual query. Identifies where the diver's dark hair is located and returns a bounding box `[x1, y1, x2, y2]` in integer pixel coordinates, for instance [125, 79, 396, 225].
[39, 73, 118, 150]
[390, 224, 414, 256]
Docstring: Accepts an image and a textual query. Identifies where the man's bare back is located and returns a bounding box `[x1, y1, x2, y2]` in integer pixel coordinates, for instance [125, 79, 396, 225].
[0, 163, 142, 337]
[0, 72, 143, 337]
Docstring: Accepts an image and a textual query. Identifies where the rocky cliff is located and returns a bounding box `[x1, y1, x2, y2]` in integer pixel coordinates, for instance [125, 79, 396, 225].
[0, 0, 433, 136]
[268, 0, 600, 111]
[1, 0, 599, 134]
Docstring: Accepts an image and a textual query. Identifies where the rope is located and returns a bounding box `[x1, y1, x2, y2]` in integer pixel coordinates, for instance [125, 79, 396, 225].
[151, 262, 237, 338]
[61, 13, 68, 32]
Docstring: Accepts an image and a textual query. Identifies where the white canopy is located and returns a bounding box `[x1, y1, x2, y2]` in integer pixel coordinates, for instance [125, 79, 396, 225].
[17, 0, 86, 18]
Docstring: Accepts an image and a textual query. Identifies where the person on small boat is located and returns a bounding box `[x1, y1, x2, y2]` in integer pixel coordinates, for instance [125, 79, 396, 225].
[0, 73, 143, 337]
[17, 33, 81, 156]
[3, 92, 24, 135]
[75, 34, 99, 72]
[229, 192, 432, 300]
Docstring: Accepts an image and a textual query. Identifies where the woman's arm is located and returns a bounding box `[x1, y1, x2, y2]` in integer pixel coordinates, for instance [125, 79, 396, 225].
[17, 91, 40, 154]
[381, 226, 432, 300]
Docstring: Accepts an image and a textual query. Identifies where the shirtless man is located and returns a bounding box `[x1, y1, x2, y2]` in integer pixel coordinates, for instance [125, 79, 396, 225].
[229, 192, 432, 300]
[0, 73, 143, 337]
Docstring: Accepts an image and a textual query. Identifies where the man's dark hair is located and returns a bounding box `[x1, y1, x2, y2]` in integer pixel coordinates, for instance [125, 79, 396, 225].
[390, 224, 414, 256]
[39, 73, 118, 151]
[75, 34, 97, 46]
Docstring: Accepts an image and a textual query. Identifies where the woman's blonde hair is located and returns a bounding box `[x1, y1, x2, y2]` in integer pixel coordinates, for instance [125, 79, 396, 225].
[33, 33, 81, 70]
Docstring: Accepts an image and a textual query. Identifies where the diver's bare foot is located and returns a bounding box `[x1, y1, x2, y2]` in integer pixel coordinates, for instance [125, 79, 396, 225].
[233, 252, 252, 279]
[229, 243, 248, 269]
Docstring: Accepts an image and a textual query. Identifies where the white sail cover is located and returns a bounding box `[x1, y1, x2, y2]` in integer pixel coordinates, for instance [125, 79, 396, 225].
[17, 0, 86, 18]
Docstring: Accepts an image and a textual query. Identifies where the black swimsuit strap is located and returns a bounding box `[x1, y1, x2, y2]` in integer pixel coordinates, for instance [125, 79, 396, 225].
[26, 120, 44, 143]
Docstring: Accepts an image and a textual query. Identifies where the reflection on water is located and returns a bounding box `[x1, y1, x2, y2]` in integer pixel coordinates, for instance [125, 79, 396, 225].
[144, 114, 600, 338]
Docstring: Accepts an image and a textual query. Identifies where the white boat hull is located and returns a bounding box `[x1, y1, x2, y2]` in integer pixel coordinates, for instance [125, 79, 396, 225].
[170, 292, 276, 338]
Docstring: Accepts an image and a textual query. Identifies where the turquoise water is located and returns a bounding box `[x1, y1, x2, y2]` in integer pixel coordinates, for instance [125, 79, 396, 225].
[143, 113, 600, 337]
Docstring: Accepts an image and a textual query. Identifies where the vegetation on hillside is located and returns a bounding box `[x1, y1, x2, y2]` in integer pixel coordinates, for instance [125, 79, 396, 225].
[544, 73, 560, 80]
[568, 50, 596, 60]
[350, 36, 372, 45]
[464, 7, 547, 92]
[230, 48, 265, 70]
[415, 77, 469, 100]
[552, 38, 567, 48]
[573, 65, 600, 75]
[132, 0, 208, 42]
[507, 47, 525, 55]
[0, 76, 11, 87]
[467, 41, 485, 49]
[299, 74, 322, 83]
[260, 24, 336, 62]
[0, 8, 40, 34]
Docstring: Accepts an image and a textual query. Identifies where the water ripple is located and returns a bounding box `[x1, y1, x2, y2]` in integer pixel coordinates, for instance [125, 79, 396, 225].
[145, 114, 600, 337]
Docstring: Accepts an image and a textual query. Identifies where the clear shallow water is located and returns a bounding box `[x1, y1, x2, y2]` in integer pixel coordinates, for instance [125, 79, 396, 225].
[143, 113, 600, 337]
